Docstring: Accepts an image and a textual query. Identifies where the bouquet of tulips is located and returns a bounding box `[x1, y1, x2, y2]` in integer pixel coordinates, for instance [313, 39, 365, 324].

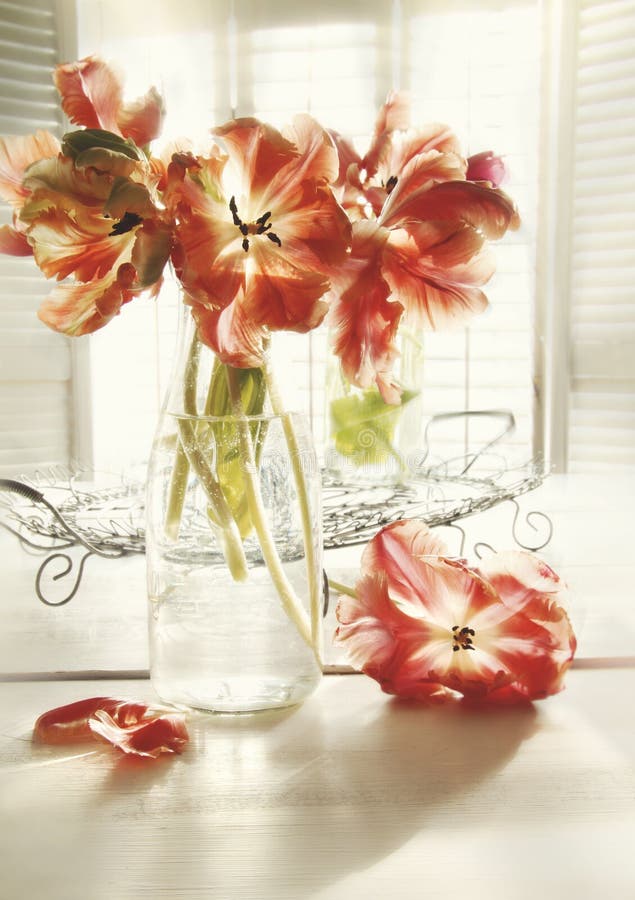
[0, 56, 527, 663]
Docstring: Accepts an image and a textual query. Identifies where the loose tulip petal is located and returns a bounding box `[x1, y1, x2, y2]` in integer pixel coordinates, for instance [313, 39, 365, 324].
[33, 697, 150, 744]
[89, 710, 189, 758]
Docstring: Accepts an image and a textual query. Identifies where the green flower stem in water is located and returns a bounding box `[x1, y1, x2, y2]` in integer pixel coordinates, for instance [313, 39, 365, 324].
[225, 364, 315, 653]
[164, 335, 198, 540]
[264, 357, 322, 653]
[164, 440, 190, 541]
[165, 333, 249, 582]
[330, 386, 416, 478]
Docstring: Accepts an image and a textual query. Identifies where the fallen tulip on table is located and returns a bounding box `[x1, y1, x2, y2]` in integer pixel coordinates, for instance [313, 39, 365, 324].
[334, 520, 576, 704]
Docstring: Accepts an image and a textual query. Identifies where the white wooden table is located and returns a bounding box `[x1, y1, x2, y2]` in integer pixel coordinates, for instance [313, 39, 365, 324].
[1, 474, 634, 899]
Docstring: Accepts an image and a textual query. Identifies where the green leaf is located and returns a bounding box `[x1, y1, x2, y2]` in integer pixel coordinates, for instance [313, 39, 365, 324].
[61, 128, 144, 162]
[330, 387, 418, 466]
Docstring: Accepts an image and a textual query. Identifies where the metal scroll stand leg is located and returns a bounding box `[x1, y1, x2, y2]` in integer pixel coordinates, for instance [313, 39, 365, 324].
[0, 479, 125, 607]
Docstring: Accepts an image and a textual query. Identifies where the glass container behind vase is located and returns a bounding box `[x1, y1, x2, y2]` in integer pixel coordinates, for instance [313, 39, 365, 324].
[324, 328, 426, 484]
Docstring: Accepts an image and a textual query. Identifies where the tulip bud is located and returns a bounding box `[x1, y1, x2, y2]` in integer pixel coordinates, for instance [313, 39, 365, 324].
[466, 150, 506, 187]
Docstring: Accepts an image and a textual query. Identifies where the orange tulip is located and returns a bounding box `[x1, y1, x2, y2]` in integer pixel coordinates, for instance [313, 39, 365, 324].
[164, 115, 351, 366]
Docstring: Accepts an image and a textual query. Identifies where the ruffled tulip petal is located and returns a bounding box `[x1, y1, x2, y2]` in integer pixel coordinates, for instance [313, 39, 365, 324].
[361, 519, 450, 595]
[0, 224, 32, 255]
[387, 178, 520, 239]
[277, 182, 352, 270]
[477, 551, 577, 697]
[21, 153, 113, 206]
[116, 85, 165, 147]
[379, 150, 466, 229]
[382, 224, 493, 329]
[27, 206, 131, 282]
[384, 124, 462, 180]
[0, 131, 60, 204]
[33, 697, 151, 744]
[213, 117, 299, 208]
[53, 56, 123, 134]
[276, 114, 340, 193]
[130, 220, 173, 288]
[359, 91, 411, 183]
[329, 220, 403, 399]
[328, 129, 362, 190]
[246, 243, 330, 331]
[37, 270, 133, 336]
[335, 573, 432, 677]
[89, 710, 189, 758]
[191, 296, 265, 368]
[54, 56, 164, 147]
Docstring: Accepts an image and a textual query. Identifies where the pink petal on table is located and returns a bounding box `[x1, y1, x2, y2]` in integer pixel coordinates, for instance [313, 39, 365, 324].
[89, 710, 189, 758]
[33, 697, 150, 744]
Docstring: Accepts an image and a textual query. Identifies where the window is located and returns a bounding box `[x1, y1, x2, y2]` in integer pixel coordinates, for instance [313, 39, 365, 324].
[63, 0, 540, 474]
[8, 1, 626, 477]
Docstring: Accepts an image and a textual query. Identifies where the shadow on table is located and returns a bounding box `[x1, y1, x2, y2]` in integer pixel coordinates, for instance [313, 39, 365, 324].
[267, 682, 539, 895]
[89, 677, 538, 896]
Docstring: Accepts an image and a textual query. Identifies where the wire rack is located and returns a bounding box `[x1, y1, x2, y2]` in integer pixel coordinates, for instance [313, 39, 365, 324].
[0, 455, 551, 608]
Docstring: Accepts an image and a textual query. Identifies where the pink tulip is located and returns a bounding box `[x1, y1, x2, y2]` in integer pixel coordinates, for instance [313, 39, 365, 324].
[335, 520, 576, 704]
[466, 151, 507, 188]
[164, 116, 351, 366]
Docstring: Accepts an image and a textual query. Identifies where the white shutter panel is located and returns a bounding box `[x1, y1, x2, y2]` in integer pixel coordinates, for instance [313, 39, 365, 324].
[0, 0, 70, 477]
[568, 0, 635, 471]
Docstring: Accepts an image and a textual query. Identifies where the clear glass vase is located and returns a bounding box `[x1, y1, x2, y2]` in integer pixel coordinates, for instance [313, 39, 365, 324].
[145, 310, 323, 713]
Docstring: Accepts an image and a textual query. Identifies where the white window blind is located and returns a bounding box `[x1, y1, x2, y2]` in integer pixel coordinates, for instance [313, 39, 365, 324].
[0, 0, 69, 477]
[567, 0, 635, 471]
